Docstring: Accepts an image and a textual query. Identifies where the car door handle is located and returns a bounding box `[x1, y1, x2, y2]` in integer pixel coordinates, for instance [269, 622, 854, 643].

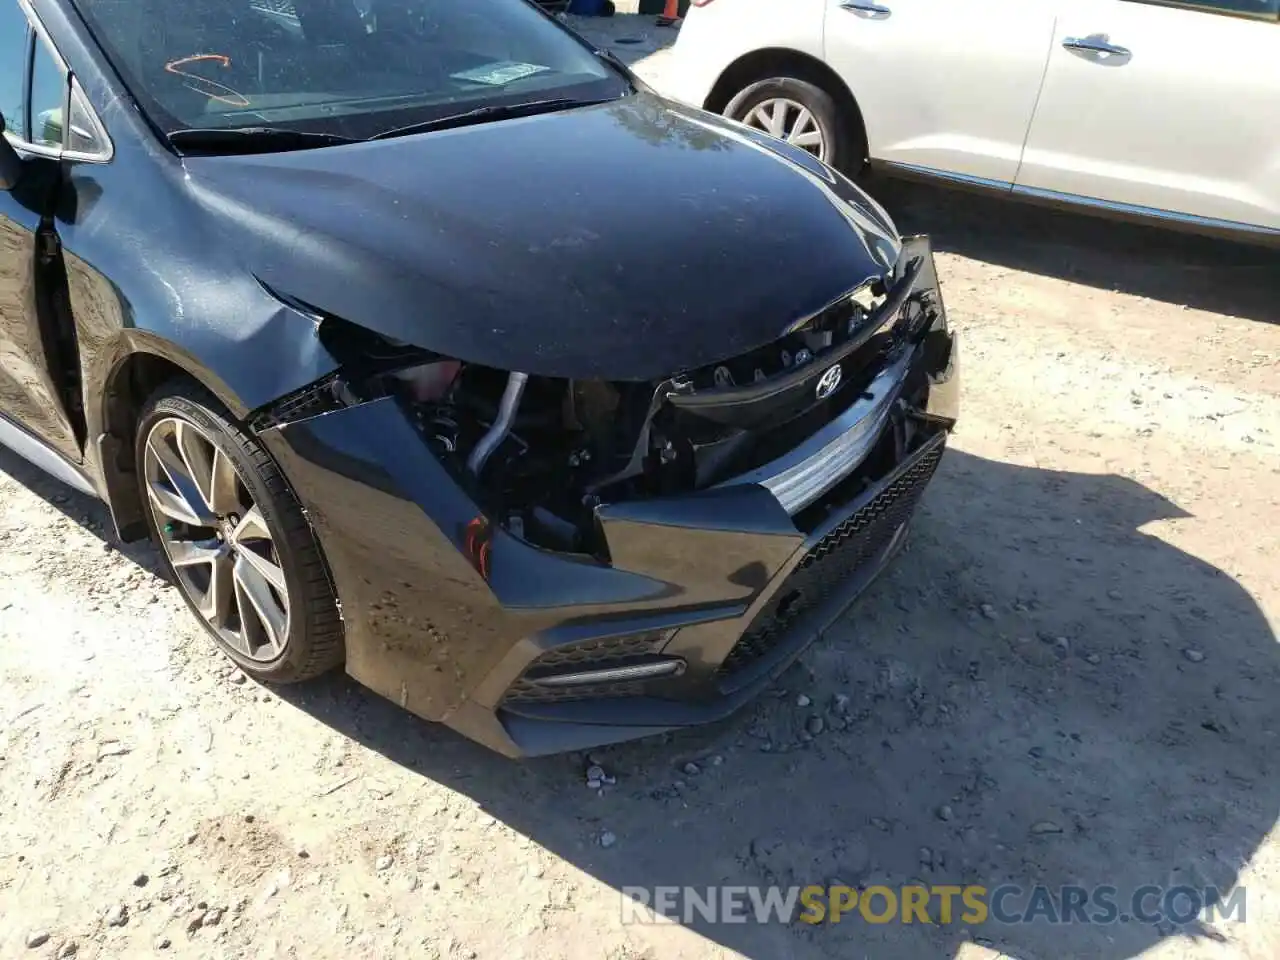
[1062, 35, 1131, 58]
[839, 1, 892, 18]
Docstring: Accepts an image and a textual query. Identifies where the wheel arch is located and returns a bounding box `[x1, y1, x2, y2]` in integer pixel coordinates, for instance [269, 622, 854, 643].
[93, 336, 250, 543]
[704, 48, 869, 171]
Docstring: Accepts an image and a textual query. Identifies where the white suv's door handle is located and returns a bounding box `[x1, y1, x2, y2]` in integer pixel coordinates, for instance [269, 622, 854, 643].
[840, 1, 892, 18]
[1062, 35, 1131, 58]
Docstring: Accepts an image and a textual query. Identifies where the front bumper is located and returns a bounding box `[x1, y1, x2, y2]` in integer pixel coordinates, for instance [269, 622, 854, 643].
[258, 239, 959, 757]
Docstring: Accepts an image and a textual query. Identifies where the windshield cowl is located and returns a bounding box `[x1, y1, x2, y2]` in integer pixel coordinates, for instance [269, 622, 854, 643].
[365, 95, 622, 141]
[167, 126, 362, 155]
[165, 92, 624, 154]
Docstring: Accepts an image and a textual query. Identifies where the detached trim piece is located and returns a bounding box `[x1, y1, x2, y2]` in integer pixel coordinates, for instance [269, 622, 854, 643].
[247, 372, 357, 431]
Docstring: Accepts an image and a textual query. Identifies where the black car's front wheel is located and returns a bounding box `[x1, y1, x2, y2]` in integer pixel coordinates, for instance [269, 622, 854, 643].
[135, 380, 344, 683]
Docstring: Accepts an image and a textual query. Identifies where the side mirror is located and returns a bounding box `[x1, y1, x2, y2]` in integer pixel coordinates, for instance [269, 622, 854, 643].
[0, 112, 25, 190]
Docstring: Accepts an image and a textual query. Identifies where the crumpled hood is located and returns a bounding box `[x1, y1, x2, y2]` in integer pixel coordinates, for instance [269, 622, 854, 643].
[183, 93, 900, 381]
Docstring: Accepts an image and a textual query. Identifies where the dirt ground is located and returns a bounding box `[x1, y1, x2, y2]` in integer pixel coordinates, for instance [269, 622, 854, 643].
[3, 16, 1280, 960]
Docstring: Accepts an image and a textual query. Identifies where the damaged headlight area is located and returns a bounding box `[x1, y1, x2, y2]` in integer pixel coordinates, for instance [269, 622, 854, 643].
[251, 243, 951, 561]
[252, 322, 698, 558]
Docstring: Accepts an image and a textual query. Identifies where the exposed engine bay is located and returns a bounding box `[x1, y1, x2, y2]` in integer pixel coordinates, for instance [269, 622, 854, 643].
[270, 252, 943, 558]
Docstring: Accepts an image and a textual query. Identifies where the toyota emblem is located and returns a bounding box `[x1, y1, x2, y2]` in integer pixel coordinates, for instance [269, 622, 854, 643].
[815, 364, 843, 400]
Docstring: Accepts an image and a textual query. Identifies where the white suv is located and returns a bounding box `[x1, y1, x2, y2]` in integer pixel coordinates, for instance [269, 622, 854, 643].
[660, 0, 1280, 241]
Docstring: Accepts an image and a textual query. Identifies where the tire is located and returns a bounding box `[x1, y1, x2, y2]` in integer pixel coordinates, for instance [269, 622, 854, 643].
[724, 76, 857, 174]
[135, 378, 344, 683]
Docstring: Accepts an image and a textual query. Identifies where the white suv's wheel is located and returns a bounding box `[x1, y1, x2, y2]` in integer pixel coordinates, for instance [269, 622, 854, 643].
[725, 76, 854, 171]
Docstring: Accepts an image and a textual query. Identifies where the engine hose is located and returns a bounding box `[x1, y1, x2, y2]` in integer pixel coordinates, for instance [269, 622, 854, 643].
[467, 371, 530, 476]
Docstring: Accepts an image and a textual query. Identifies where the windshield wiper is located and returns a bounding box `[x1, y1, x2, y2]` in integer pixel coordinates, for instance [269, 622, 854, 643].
[367, 97, 613, 141]
[167, 126, 361, 155]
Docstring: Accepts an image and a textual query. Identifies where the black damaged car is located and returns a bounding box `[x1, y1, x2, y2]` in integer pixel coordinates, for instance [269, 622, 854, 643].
[0, 0, 958, 756]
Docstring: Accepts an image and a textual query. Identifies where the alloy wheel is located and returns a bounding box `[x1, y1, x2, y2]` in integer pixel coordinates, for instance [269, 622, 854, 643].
[741, 97, 828, 161]
[142, 416, 290, 662]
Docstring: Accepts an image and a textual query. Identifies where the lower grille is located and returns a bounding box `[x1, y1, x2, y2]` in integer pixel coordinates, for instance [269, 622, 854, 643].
[502, 632, 669, 705]
[504, 677, 649, 705]
[525, 632, 665, 670]
[718, 436, 946, 679]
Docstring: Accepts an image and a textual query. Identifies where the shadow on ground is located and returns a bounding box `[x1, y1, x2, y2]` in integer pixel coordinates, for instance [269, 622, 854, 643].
[0, 449, 169, 580]
[271, 448, 1276, 960]
[867, 176, 1279, 327]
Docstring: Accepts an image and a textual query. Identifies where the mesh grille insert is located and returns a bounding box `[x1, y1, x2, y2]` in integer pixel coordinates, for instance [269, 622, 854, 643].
[718, 438, 945, 679]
